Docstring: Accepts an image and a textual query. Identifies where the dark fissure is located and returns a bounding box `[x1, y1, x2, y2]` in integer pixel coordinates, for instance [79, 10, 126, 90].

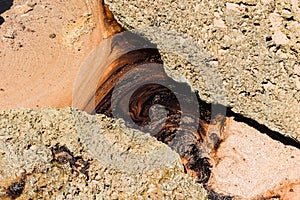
[93, 31, 231, 199]
[93, 30, 300, 199]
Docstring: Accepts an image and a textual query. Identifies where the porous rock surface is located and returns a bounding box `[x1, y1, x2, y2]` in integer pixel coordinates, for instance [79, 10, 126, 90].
[105, 0, 300, 140]
[0, 108, 207, 199]
[1, 0, 299, 199]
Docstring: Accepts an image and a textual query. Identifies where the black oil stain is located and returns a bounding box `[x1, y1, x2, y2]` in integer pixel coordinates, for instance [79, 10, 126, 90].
[207, 190, 233, 200]
[6, 172, 26, 199]
[92, 30, 300, 200]
[51, 144, 90, 180]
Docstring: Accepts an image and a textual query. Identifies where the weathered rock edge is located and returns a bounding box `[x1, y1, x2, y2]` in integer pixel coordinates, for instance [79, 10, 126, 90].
[0, 108, 207, 199]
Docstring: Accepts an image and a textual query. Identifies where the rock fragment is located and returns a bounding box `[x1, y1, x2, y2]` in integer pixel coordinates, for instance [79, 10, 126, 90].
[272, 30, 289, 45]
[0, 108, 207, 199]
[14, 5, 33, 15]
[226, 2, 246, 12]
[208, 118, 300, 199]
[3, 29, 16, 39]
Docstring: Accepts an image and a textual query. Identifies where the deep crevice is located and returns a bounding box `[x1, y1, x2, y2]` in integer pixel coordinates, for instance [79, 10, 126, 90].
[92, 27, 299, 200]
[192, 94, 300, 150]
[195, 100, 300, 149]
[227, 109, 300, 149]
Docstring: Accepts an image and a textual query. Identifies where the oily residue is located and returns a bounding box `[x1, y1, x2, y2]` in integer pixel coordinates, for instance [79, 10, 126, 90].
[5, 172, 26, 199]
[85, 4, 229, 194]
[89, 3, 300, 199]
[51, 144, 90, 180]
[92, 30, 230, 198]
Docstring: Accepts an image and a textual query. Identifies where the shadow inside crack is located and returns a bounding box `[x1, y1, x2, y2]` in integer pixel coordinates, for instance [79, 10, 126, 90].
[0, 0, 14, 25]
[194, 96, 300, 150]
[83, 30, 299, 199]
[227, 109, 300, 149]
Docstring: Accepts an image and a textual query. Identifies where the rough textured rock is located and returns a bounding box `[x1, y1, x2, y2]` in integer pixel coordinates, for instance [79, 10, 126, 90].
[105, 0, 300, 140]
[1, 1, 299, 199]
[208, 118, 300, 199]
[0, 108, 207, 199]
[1, 0, 298, 139]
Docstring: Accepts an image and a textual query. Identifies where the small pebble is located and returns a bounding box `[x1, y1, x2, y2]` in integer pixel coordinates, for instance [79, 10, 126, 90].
[49, 33, 56, 39]
[3, 30, 16, 39]
[226, 2, 246, 12]
[26, 2, 37, 8]
[213, 18, 226, 28]
[272, 30, 289, 45]
[294, 65, 300, 75]
[261, 0, 274, 4]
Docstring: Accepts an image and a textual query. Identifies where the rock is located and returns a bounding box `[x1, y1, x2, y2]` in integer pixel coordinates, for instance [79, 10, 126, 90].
[208, 118, 300, 199]
[272, 30, 289, 45]
[0, 108, 207, 199]
[3, 29, 16, 39]
[14, 5, 33, 15]
[105, 0, 300, 140]
[225, 2, 246, 12]
[213, 18, 226, 28]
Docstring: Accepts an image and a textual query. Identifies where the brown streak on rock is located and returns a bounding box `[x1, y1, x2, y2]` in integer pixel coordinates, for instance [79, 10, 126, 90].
[51, 144, 90, 180]
[90, 30, 226, 186]
[4, 172, 26, 200]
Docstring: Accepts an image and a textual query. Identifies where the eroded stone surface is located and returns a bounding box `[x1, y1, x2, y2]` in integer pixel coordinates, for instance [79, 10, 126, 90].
[105, 0, 300, 140]
[0, 108, 207, 199]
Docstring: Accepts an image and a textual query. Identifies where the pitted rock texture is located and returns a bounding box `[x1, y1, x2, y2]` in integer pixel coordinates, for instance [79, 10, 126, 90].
[0, 108, 207, 199]
[105, 0, 300, 140]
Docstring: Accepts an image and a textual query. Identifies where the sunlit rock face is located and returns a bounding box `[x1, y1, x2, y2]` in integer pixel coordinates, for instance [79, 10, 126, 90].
[208, 118, 300, 199]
